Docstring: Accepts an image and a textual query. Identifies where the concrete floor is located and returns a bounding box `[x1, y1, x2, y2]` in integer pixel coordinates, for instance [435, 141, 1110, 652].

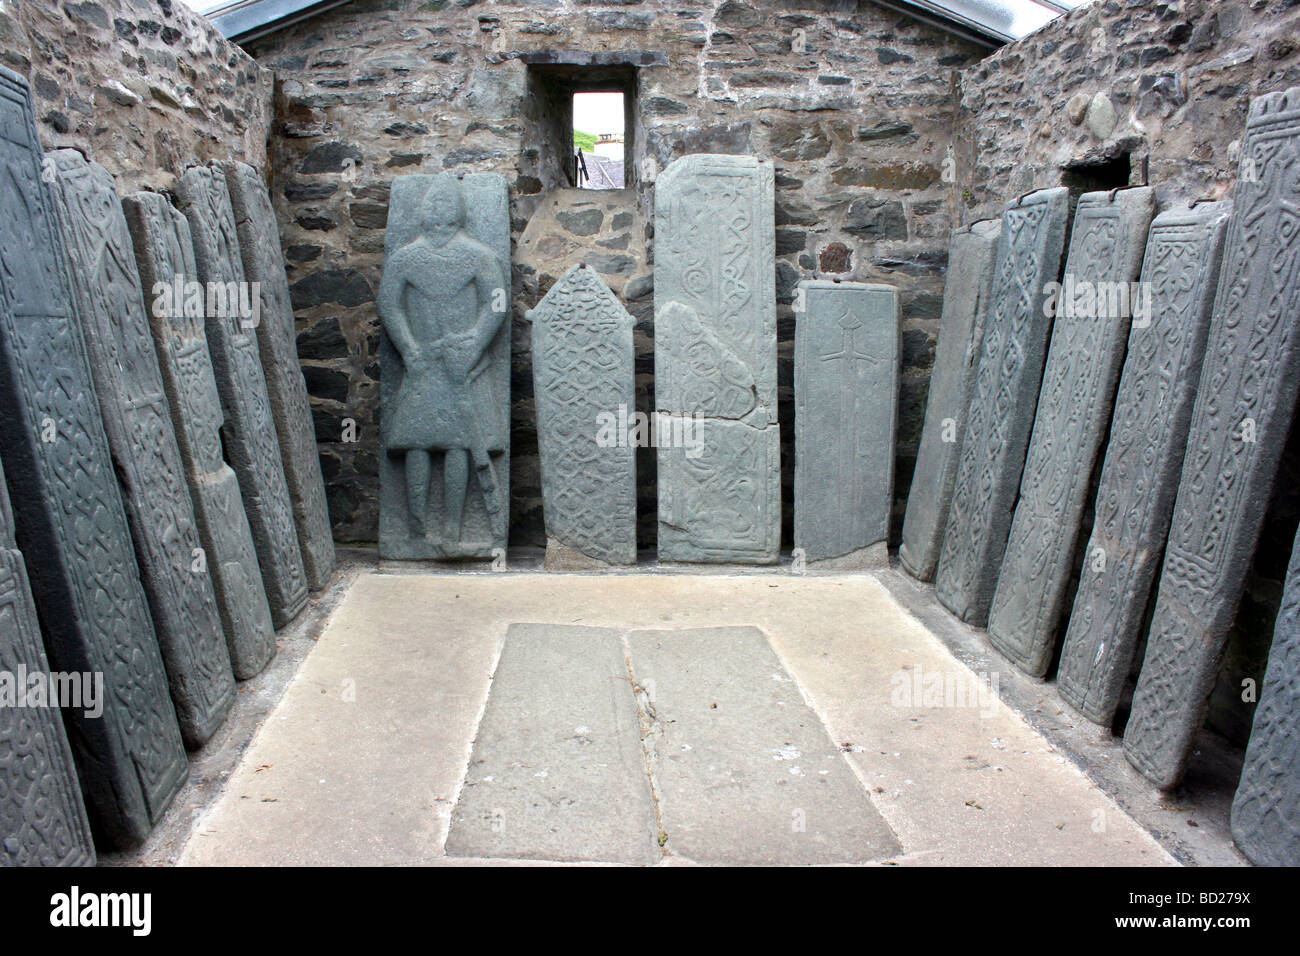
[156, 556, 1246, 867]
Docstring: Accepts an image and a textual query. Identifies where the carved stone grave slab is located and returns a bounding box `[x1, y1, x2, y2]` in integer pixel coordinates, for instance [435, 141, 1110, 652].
[899, 219, 1000, 581]
[934, 186, 1070, 625]
[0, 66, 186, 848]
[48, 150, 235, 746]
[654, 154, 780, 564]
[219, 160, 336, 590]
[0, 457, 96, 867]
[794, 280, 898, 567]
[527, 263, 636, 568]
[123, 190, 276, 680]
[378, 173, 511, 561]
[987, 187, 1155, 676]
[174, 165, 307, 626]
[1125, 86, 1300, 788]
[1231, 525, 1300, 866]
[1057, 201, 1231, 724]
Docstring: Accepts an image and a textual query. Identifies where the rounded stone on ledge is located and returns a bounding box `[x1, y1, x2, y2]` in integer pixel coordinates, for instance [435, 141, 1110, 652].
[1066, 91, 1090, 125]
[1085, 92, 1117, 139]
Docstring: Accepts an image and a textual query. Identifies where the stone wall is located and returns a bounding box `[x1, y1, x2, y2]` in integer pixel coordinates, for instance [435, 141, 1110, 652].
[0, 0, 272, 192]
[952, 0, 1300, 220]
[244, 0, 988, 547]
[952, 0, 1300, 746]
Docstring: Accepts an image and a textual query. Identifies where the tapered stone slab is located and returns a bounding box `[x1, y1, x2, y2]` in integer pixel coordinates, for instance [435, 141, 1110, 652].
[654, 154, 779, 564]
[124, 191, 276, 680]
[527, 263, 636, 568]
[174, 165, 307, 627]
[934, 187, 1070, 625]
[47, 150, 235, 746]
[1125, 87, 1300, 789]
[794, 280, 899, 567]
[1058, 201, 1231, 724]
[445, 624, 658, 864]
[0, 66, 186, 849]
[899, 219, 1001, 581]
[987, 187, 1155, 676]
[378, 174, 510, 561]
[219, 161, 335, 591]
[0, 458, 95, 867]
[1231, 527, 1300, 866]
[627, 627, 901, 865]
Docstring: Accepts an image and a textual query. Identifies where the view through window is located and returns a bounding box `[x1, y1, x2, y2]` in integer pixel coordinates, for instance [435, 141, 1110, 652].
[573, 92, 625, 189]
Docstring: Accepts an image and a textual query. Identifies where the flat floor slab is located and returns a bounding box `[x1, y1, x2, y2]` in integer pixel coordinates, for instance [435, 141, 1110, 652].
[181, 570, 1179, 866]
[630, 626, 899, 864]
[445, 624, 657, 864]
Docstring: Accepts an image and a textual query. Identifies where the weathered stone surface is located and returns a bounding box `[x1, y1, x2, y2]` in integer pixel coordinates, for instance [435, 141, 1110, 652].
[794, 280, 899, 566]
[1231, 527, 1300, 866]
[123, 191, 276, 681]
[527, 263, 636, 568]
[654, 154, 780, 564]
[899, 219, 1001, 581]
[987, 187, 1155, 676]
[444, 624, 658, 864]
[174, 165, 308, 626]
[1057, 201, 1232, 725]
[219, 161, 336, 591]
[47, 149, 235, 745]
[0, 66, 186, 848]
[377, 173, 510, 560]
[0, 457, 95, 867]
[627, 627, 901, 865]
[934, 187, 1070, 625]
[1125, 87, 1300, 789]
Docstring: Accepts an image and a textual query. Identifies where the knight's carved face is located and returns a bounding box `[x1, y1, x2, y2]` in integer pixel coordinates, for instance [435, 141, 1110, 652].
[421, 183, 463, 246]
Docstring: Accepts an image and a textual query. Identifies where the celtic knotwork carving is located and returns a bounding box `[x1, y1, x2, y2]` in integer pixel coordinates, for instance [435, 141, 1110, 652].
[654, 154, 780, 564]
[987, 188, 1154, 677]
[1057, 202, 1230, 725]
[1125, 86, 1300, 788]
[174, 166, 307, 626]
[0, 67, 186, 848]
[47, 150, 234, 745]
[529, 264, 636, 565]
[934, 187, 1070, 625]
[123, 190, 276, 679]
[219, 161, 335, 589]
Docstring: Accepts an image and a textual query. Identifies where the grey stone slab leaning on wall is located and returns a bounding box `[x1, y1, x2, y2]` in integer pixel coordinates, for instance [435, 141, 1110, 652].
[174, 165, 308, 626]
[987, 187, 1155, 677]
[47, 149, 235, 747]
[899, 219, 1001, 582]
[124, 190, 277, 681]
[0, 65, 187, 849]
[1230, 524, 1300, 867]
[219, 160, 336, 590]
[654, 154, 780, 565]
[1057, 201, 1231, 726]
[378, 173, 511, 561]
[527, 263, 636, 568]
[934, 186, 1070, 626]
[0, 456, 96, 867]
[1124, 86, 1300, 789]
[794, 280, 899, 568]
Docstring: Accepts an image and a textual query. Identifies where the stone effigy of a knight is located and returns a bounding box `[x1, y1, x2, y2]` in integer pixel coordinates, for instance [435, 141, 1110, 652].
[378, 175, 509, 556]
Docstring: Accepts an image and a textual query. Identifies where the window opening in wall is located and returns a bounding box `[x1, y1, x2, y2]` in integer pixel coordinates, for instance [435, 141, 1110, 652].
[574, 92, 626, 190]
[1060, 152, 1133, 199]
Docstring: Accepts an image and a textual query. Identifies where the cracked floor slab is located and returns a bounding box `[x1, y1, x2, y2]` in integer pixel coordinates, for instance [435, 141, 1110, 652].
[179, 570, 1179, 866]
[445, 624, 658, 864]
[629, 626, 901, 864]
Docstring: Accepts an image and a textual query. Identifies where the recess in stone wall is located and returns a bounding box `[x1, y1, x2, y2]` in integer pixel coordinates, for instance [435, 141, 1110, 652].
[521, 54, 648, 194]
